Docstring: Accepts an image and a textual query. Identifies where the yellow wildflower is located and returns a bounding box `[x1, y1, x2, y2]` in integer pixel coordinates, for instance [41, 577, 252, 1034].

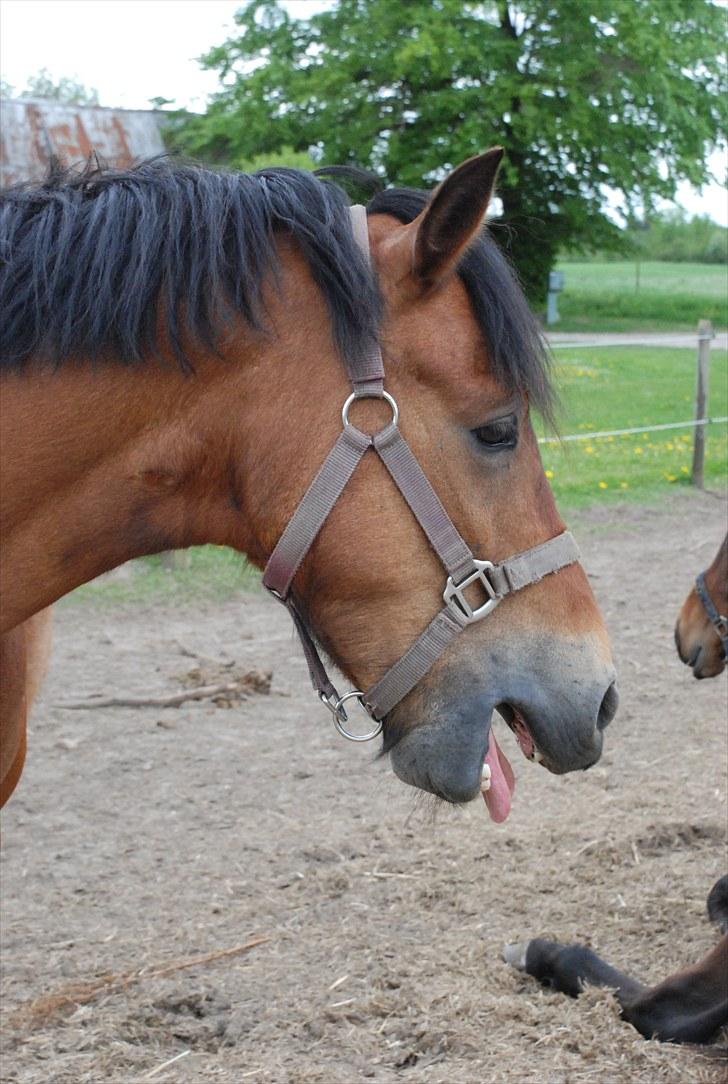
[545, 469, 554, 479]
[598, 481, 608, 489]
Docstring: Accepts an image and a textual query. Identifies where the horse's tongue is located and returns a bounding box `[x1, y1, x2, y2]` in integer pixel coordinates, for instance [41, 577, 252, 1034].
[482, 732, 516, 823]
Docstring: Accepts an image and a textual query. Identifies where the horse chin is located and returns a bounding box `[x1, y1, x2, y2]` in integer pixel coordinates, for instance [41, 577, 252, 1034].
[383, 699, 570, 808]
[384, 649, 616, 810]
[385, 703, 494, 806]
[384, 699, 547, 817]
[692, 648, 726, 679]
[675, 624, 726, 678]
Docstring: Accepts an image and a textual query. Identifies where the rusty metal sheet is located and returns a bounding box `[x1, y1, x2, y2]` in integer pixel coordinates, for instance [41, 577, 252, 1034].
[0, 98, 166, 186]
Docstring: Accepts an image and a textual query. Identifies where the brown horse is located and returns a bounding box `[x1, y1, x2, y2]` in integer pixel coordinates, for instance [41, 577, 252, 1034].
[0, 150, 617, 816]
[505, 537, 728, 1043]
[675, 533, 728, 679]
[505, 878, 728, 1044]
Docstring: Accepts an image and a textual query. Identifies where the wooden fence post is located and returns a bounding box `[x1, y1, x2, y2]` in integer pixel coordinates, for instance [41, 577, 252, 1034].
[691, 319, 713, 489]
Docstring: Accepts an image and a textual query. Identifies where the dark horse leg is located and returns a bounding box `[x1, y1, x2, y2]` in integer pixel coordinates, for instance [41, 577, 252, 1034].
[505, 876, 728, 1044]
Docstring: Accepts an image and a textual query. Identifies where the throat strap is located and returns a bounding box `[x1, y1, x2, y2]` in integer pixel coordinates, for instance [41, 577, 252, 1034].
[262, 203, 580, 739]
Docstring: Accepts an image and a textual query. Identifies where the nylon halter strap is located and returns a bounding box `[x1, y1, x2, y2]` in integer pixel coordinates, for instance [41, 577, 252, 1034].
[262, 203, 580, 740]
[695, 572, 728, 656]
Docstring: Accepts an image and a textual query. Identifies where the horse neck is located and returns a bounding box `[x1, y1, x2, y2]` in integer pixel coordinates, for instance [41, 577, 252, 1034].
[0, 347, 259, 630]
[1, 243, 353, 631]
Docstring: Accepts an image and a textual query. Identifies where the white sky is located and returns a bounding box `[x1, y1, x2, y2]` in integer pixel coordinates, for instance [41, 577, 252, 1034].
[1, 0, 725, 224]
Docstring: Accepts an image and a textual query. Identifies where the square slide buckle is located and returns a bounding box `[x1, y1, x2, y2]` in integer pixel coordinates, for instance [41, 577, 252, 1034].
[443, 560, 500, 626]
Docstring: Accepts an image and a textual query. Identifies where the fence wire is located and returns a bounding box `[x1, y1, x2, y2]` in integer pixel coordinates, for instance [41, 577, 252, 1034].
[538, 416, 728, 444]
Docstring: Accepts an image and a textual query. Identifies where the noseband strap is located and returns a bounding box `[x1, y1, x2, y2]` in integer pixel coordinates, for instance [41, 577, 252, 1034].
[263, 204, 579, 738]
[695, 572, 728, 656]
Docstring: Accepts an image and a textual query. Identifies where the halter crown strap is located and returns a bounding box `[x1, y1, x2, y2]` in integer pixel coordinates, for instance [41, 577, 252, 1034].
[346, 204, 385, 397]
[262, 203, 580, 738]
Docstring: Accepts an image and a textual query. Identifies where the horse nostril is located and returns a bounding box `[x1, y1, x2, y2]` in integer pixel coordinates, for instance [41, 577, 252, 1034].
[597, 681, 618, 732]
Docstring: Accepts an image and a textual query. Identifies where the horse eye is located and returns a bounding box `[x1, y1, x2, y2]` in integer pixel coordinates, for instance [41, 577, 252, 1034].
[472, 415, 518, 450]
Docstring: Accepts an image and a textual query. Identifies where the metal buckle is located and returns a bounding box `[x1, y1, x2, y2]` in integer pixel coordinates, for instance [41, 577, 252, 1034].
[319, 689, 383, 742]
[443, 560, 500, 626]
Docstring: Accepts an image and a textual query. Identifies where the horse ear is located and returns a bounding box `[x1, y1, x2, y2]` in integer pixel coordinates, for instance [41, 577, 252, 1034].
[378, 148, 504, 294]
[414, 147, 504, 287]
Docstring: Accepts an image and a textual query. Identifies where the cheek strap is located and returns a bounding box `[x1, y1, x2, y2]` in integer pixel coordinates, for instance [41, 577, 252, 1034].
[695, 572, 728, 656]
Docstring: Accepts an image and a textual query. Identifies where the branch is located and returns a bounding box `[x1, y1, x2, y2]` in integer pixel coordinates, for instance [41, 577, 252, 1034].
[9, 934, 272, 1028]
[498, 0, 519, 40]
[55, 671, 272, 710]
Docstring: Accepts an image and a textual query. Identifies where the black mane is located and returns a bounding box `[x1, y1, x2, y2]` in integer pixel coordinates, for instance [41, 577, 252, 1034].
[0, 158, 380, 372]
[0, 158, 552, 418]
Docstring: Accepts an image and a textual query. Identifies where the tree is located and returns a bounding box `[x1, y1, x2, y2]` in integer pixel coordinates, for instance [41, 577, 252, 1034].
[174, 0, 726, 303]
[629, 210, 728, 264]
[22, 68, 99, 106]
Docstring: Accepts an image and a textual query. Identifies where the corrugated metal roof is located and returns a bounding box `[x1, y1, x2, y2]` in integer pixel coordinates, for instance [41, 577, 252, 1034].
[0, 98, 167, 186]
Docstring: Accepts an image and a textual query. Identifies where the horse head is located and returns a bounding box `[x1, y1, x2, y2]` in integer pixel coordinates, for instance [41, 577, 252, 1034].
[247, 150, 617, 818]
[675, 534, 727, 679]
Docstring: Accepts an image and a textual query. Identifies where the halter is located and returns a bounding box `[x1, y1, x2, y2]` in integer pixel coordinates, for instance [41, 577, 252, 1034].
[695, 571, 728, 657]
[263, 205, 579, 740]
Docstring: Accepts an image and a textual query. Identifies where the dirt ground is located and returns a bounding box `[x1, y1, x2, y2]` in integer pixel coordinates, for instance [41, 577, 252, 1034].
[2, 490, 727, 1084]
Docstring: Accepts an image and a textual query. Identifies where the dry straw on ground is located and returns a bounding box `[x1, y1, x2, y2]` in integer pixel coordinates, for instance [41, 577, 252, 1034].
[2, 492, 727, 1083]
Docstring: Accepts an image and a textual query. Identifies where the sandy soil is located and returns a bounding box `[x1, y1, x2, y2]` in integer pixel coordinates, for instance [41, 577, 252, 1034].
[1, 490, 727, 1084]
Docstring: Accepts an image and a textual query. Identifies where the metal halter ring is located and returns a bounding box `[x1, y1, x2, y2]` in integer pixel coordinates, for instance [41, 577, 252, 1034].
[342, 390, 399, 430]
[319, 689, 383, 742]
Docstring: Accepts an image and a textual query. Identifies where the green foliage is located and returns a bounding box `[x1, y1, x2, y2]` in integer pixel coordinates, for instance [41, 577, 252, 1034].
[564, 211, 728, 265]
[537, 345, 728, 506]
[235, 146, 316, 171]
[20, 68, 99, 106]
[172, 0, 726, 304]
[149, 95, 176, 110]
[64, 545, 259, 608]
[211, 145, 316, 173]
[629, 210, 728, 264]
[553, 261, 728, 330]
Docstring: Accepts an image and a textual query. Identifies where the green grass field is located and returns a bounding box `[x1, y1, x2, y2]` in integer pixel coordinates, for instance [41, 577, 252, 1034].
[554, 261, 727, 330]
[538, 344, 728, 506]
[64, 540, 260, 606]
[67, 342, 727, 606]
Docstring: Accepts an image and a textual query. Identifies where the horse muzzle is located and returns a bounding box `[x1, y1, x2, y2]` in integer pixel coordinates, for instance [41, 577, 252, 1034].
[383, 634, 617, 811]
[675, 625, 727, 678]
